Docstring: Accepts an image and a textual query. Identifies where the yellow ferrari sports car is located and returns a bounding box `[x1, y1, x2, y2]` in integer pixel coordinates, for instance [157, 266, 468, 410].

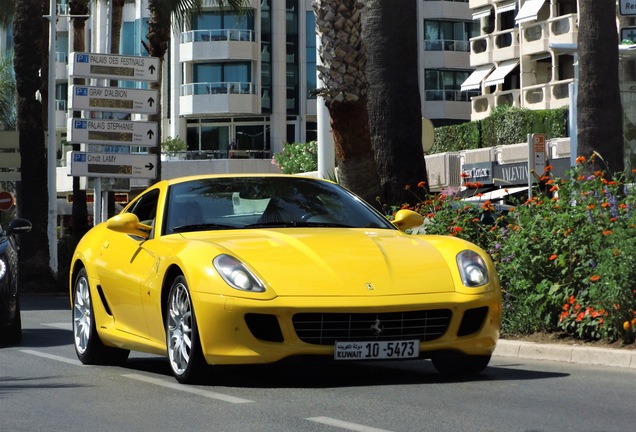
[70, 174, 501, 383]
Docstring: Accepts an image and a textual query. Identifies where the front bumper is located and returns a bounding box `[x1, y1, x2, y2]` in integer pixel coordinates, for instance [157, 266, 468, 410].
[190, 289, 501, 365]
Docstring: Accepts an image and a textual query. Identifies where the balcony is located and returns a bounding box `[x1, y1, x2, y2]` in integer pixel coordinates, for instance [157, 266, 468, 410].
[55, 99, 67, 129]
[491, 28, 519, 62]
[522, 78, 573, 110]
[179, 29, 258, 62]
[470, 89, 521, 121]
[521, 14, 577, 56]
[179, 82, 260, 116]
[55, 51, 68, 81]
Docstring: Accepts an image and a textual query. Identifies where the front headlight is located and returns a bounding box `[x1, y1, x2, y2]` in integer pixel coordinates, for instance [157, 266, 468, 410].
[456, 250, 489, 287]
[213, 254, 266, 293]
[0, 256, 6, 280]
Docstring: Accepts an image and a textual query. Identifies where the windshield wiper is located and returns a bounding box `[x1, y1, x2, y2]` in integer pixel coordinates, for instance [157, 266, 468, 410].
[172, 223, 236, 233]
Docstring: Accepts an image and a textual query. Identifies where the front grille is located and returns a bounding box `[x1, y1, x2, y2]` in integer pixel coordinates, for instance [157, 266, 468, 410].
[292, 310, 452, 345]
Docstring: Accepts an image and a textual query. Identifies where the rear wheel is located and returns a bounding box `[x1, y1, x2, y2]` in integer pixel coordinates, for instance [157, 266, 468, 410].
[1, 298, 22, 346]
[431, 351, 491, 376]
[72, 268, 129, 365]
[166, 275, 207, 383]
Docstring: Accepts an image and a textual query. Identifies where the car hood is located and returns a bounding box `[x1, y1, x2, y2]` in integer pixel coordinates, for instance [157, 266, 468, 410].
[180, 228, 456, 296]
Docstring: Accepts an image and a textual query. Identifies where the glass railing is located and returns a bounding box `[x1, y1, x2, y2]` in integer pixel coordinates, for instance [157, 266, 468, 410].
[424, 39, 470, 52]
[425, 89, 478, 102]
[55, 51, 68, 63]
[55, 99, 67, 111]
[180, 29, 255, 43]
[180, 82, 256, 96]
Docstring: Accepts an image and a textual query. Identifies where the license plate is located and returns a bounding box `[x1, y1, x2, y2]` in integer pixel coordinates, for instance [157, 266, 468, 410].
[334, 340, 420, 360]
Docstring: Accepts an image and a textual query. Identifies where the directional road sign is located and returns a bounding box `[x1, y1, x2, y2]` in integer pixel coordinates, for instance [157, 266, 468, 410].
[69, 85, 158, 115]
[67, 118, 157, 146]
[69, 52, 159, 82]
[70, 151, 157, 179]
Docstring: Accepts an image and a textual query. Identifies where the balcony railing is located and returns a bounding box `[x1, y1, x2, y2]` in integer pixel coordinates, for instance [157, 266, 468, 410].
[424, 39, 470, 52]
[425, 89, 478, 102]
[522, 79, 573, 110]
[180, 82, 256, 96]
[180, 29, 255, 43]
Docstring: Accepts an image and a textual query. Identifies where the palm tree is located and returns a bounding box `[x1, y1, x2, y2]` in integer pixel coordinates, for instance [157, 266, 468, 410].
[13, 0, 55, 289]
[361, 0, 428, 206]
[577, 0, 623, 175]
[68, 0, 91, 236]
[0, 51, 16, 130]
[312, 0, 382, 208]
[144, 0, 245, 183]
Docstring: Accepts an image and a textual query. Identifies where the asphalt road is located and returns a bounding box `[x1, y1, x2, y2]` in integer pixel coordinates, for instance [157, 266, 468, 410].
[1, 295, 634, 432]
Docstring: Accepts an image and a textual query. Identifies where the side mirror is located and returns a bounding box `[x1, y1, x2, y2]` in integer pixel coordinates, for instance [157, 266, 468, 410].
[106, 213, 152, 239]
[392, 209, 424, 232]
[7, 218, 32, 235]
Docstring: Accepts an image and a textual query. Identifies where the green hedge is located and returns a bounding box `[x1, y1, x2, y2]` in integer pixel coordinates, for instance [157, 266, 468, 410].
[430, 106, 569, 154]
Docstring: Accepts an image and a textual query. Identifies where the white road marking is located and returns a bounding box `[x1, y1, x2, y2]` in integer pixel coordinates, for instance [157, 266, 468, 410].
[20, 349, 83, 366]
[42, 322, 72, 331]
[123, 373, 254, 404]
[306, 417, 395, 432]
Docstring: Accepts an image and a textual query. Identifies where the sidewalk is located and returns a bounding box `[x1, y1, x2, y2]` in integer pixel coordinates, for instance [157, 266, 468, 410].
[494, 339, 636, 370]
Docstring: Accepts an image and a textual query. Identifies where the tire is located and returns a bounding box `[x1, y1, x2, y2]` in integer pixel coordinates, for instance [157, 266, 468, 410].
[72, 268, 129, 365]
[1, 297, 22, 346]
[166, 275, 207, 384]
[431, 351, 491, 376]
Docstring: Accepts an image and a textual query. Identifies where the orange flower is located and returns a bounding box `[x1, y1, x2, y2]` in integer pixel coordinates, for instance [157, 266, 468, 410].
[576, 312, 585, 322]
[610, 217, 618, 223]
[576, 156, 586, 164]
[601, 202, 610, 208]
[460, 171, 470, 178]
[587, 204, 596, 210]
[550, 185, 559, 192]
[602, 230, 613, 236]
[569, 295, 576, 304]
[590, 275, 601, 282]
[450, 226, 463, 234]
[619, 203, 627, 210]
[624, 321, 631, 331]
[549, 254, 558, 261]
[417, 181, 426, 188]
[544, 165, 553, 172]
[577, 175, 585, 181]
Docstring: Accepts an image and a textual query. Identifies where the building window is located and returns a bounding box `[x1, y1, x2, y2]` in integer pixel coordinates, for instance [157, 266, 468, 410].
[192, 62, 251, 94]
[306, 11, 317, 99]
[424, 20, 478, 52]
[425, 69, 478, 102]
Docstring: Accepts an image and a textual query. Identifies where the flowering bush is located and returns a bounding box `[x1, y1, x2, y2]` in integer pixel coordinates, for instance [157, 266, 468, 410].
[271, 141, 318, 174]
[407, 156, 636, 343]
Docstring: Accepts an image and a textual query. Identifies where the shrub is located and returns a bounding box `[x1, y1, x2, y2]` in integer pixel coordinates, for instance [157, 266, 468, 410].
[408, 156, 636, 343]
[271, 141, 318, 174]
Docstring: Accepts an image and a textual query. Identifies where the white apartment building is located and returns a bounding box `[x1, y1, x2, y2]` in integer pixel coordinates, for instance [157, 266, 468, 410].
[31, 0, 477, 161]
[461, 0, 578, 120]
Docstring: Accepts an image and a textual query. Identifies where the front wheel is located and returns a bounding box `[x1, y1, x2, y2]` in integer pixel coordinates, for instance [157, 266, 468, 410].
[166, 275, 207, 383]
[431, 351, 491, 376]
[72, 268, 129, 365]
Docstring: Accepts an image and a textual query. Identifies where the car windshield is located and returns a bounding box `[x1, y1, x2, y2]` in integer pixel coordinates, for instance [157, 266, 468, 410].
[163, 177, 395, 234]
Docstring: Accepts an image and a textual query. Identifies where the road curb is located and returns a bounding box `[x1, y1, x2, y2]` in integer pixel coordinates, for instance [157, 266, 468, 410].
[494, 339, 636, 370]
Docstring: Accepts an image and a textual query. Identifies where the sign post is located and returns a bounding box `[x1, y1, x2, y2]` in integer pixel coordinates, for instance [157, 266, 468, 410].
[68, 51, 160, 224]
[528, 133, 546, 199]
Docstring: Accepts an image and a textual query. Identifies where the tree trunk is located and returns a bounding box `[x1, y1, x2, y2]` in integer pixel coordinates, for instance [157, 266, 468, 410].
[362, 0, 428, 206]
[577, 0, 623, 175]
[313, 0, 383, 209]
[13, 0, 55, 289]
[70, 0, 90, 235]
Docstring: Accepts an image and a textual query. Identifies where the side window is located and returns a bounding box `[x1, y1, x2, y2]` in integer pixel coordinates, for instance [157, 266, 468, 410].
[128, 189, 160, 228]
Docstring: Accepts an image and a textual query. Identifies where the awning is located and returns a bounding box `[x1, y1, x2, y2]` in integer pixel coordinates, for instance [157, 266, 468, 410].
[472, 7, 492, 20]
[515, 0, 545, 24]
[483, 60, 519, 87]
[496, 0, 517, 14]
[463, 186, 528, 203]
[460, 65, 495, 91]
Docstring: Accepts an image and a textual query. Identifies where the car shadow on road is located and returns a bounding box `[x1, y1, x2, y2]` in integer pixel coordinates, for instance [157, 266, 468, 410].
[120, 357, 569, 388]
[17, 328, 73, 348]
